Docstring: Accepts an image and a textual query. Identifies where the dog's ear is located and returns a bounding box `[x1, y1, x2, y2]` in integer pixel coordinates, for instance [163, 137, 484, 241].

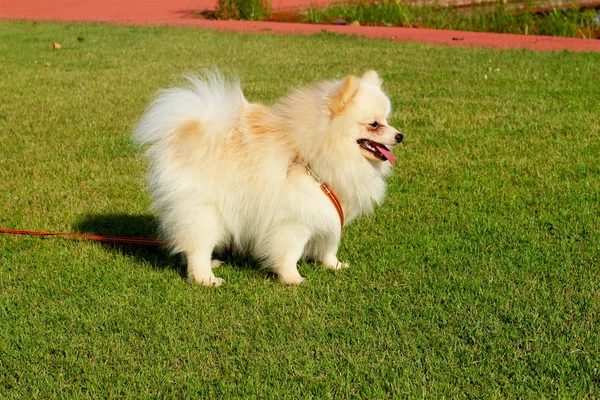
[361, 70, 382, 87]
[328, 74, 358, 115]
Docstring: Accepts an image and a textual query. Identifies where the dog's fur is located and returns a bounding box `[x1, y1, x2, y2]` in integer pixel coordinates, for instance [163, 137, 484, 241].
[134, 70, 402, 286]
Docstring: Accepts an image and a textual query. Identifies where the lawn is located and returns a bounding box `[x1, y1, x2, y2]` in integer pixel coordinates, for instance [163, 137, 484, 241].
[301, 2, 600, 38]
[0, 20, 599, 398]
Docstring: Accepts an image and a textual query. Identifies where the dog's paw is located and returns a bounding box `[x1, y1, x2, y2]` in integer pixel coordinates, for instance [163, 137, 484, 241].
[189, 274, 225, 287]
[211, 259, 225, 269]
[278, 275, 306, 285]
[323, 260, 349, 270]
[335, 261, 349, 270]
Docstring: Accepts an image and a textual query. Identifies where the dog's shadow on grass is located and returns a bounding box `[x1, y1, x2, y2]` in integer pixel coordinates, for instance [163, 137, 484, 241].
[73, 213, 180, 273]
[73, 213, 258, 280]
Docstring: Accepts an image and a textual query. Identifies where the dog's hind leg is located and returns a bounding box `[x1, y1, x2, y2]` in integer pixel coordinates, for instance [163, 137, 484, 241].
[262, 223, 311, 285]
[182, 206, 226, 287]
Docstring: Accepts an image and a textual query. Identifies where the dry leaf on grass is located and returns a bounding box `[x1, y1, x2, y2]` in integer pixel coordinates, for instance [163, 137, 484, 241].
[52, 42, 62, 50]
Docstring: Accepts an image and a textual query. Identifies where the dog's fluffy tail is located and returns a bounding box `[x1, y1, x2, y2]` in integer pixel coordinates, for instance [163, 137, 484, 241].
[133, 71, 246, 149]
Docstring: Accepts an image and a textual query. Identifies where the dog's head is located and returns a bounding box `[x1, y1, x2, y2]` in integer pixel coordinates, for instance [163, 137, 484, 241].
[327, 71, 403, 164]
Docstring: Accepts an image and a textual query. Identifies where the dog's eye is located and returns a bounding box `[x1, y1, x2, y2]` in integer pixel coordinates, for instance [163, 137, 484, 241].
[369, 121, 379, 128]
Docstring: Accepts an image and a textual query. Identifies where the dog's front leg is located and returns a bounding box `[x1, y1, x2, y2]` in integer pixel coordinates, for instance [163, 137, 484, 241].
[318, 232, 349, 270]
[262, 223, 311, 285]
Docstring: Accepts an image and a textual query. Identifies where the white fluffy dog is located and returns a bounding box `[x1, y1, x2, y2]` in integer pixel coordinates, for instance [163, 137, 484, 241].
[134, 70, 403, 286]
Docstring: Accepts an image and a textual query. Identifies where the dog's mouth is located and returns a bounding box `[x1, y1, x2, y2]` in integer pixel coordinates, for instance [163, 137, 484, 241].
[357, 139, 395, 164]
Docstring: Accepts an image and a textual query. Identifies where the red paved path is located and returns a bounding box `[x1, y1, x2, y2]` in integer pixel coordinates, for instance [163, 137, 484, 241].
[1, 0, 599, 52]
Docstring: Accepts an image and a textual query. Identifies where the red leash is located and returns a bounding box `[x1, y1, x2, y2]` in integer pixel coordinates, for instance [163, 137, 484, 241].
[3, 157, 342, 245]
[0, 228, 168, 246]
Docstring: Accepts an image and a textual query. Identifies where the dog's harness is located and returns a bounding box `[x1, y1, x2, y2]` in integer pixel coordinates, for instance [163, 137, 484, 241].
[292, 157, 344, 230]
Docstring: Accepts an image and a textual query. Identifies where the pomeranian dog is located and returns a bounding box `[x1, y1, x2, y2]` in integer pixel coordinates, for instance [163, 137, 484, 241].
[134, 70, 403, 286]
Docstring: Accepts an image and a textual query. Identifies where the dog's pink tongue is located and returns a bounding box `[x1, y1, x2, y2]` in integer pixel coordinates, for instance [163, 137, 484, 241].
[375, 144, 395, 164]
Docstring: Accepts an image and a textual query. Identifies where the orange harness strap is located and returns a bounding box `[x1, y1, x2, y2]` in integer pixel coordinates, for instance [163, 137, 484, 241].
[292, 156, 345, 230]
[320, 182, 344, 230]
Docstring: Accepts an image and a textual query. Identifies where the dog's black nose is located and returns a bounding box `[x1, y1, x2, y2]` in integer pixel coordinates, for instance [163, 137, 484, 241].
[395, 132, 404, 143]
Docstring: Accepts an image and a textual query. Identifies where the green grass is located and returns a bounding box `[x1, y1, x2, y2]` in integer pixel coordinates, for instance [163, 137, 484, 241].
[303, 2, 600, 39]
[216, 0, 271, 21]
[1, 20, 599, 398]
